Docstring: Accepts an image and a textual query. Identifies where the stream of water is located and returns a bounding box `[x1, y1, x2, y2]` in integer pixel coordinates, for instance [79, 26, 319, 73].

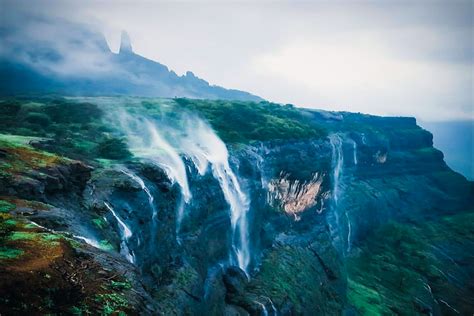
[117, 112, 251, 273]
[329, 134, 352, 254]
[104, 202, 135, 263]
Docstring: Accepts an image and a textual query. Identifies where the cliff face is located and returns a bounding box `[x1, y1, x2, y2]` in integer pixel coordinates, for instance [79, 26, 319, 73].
[0, 97, 472, 315]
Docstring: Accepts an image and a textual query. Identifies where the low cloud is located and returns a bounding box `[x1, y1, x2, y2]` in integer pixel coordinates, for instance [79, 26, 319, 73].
[1, 0, 472, 120]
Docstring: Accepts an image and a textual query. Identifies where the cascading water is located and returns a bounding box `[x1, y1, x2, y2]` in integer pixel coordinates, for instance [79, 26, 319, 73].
[104, 202, 135, 263]
[253, 297, 278, 316]
[330, 135, 344, 204]
[345, 212, 352, 253]
[329, 134, 351, 254]
[30, 220, 103, 250]
[115, 111, 251, 273]
[119, 168, 157, 220]
[254, 301, 269, 316]
[117, 113, 192, 232]
[352, 139, 358, 165]
[179, 118, 251, 273]
[73, 235, 101, 249]
[268, 298, 278, 315]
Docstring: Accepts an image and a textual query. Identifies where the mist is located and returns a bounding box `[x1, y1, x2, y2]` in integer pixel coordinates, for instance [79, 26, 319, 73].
[110, 105, 252, 272]
[1, 0, 472, 121]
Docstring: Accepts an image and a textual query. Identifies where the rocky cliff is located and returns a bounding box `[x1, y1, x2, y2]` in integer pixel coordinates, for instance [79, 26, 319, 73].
[0, 97, 472, 315]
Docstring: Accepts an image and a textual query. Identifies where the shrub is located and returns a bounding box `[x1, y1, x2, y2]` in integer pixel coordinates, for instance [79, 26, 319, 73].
[0, 100, 21, 116]
[173, 98, 327, 143]
[96, 138, 131, 160]
[25, 112, 52, 126]
[44, 100, 102, 124]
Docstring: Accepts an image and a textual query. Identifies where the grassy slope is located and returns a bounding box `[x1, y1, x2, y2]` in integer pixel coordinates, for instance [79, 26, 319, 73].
[0, 197, 136, 315]
[347, 212, 474, 315]
[0, 97, 328, 163]
[0, 132, 141, 314]
[0, 96, 329, 313]
[1, 96, 472, 314]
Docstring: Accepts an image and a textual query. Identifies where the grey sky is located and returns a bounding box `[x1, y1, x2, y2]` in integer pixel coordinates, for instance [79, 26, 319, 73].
[3, 0, 473, 121]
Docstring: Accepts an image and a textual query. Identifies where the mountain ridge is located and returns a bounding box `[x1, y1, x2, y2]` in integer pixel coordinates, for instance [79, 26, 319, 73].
[0, 21, 262, 101]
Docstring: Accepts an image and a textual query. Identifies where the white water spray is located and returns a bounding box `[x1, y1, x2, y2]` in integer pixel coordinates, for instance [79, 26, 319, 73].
[328, 135, 342, 245]
[117, 113, 192, 231]
[262, 296, 278, 315]
[146, 121, 192, 203]
[345, 212, 352, 253]
[254, 301, 269, 316]
[179, 118, 251, 273]
[330, 135, 344, 204]
[104, 202, 135, 263]
[352, 140, 358, 165]
[73, 235, 101, 249]
[329, 134, 352, 254]
[116, 111, 251, 272]
[30, 220, 102, 250]
[119, 168, 157, 220]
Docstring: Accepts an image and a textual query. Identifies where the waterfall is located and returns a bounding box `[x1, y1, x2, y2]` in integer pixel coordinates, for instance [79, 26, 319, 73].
[352, 140, 358, 165]
[261, 296, 278, 315]
[73, 235, 101, 249]
[254, 301, 269, 316]
[268, 299, 278, 315]
[30, 220, 103, 250]
[329, 134, 351, 254]
[254, 298, 277, 316]
[179, 118, 251, 273]
[104, 202, 135, 263]
[439, 300, 460, 314]
[119, 168, 157, 220]
[329, 135, 344, 204]
[146, 121, 192, 203]
[117, 113, 191, 231]
[115, 111, 251, 273]
[345, 212, 352, 253]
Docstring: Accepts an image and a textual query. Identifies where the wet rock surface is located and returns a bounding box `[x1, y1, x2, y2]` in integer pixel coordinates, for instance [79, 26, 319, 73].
[0, 101, 473, 315]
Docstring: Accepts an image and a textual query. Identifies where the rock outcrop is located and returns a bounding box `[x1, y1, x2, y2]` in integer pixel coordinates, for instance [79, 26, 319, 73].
[1, 98, 472, 315]
[119, 30, 133, 54]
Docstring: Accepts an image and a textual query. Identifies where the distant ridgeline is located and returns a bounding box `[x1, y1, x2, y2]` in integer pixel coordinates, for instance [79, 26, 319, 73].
[0, 29, 261, 101]
[0, 96, 473, 315]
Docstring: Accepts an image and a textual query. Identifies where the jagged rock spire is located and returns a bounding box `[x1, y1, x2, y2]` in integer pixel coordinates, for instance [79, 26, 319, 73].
[119, 30, 133, 54]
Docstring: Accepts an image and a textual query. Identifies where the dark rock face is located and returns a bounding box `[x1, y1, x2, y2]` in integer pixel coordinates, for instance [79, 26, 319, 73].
[223, 266, 248, 295]
[0, 159, 92, 202]
[1, 112, 473, 315]
[119, 31, 133, 54]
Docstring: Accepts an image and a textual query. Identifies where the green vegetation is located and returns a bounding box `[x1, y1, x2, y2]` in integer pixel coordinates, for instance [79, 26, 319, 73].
[246, 245, 342, 314]
[8, 231, 62, 245]
[95, 292, 129, 315]
[96, 137, 131, 160]
[99, 239, 115, 251]
[0, 247, 24, 259]
[69, 304, 91, 315]
[8, 231, 36, 241]
[0, 200, 15, 213]
[347, 212, 474, 315]
[72, 289, 131, 316]
[0, 97, 329, 166]
[92, 217, 107, 230]
[174, 98, 327, 143]
[0, 203, 137, 315]
[0, 98, 118, 161]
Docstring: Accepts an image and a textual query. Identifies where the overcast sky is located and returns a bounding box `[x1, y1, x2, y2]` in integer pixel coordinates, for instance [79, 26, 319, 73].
[3, 0, 473, 121]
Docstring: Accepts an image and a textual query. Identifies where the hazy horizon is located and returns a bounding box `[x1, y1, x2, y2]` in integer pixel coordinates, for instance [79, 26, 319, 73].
[1, 0, 472, 122]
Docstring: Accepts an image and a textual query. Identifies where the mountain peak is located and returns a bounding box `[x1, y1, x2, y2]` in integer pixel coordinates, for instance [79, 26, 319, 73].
[119, 30, 133, 54]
